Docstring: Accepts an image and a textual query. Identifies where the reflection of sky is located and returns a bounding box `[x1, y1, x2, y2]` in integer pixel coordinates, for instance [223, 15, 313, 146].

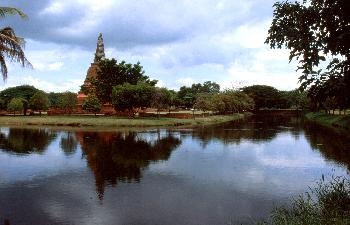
[149, 130, 348, 199]
[0, 133, 85, 184]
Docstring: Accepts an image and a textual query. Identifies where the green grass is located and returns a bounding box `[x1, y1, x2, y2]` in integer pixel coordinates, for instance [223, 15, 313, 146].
[0, 114, 244, 128]
[305, 112, 350, 130]
[257, 175, 350, 225]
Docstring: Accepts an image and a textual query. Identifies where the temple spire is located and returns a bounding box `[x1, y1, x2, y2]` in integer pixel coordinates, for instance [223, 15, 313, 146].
[94, 33, 105, 63]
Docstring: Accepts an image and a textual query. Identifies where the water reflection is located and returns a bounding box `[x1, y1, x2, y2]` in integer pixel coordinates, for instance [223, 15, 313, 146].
[190, 115, 350, 170]
[76, 131, 181, 199]
[303, 123, 350, 171]
[59, 132, 78, 156]
[0, 128, 57, 154]
[0, 116, 349, 225]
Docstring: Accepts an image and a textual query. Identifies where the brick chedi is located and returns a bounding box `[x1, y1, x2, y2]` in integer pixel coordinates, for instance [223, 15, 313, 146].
[77, 33, 105, 105]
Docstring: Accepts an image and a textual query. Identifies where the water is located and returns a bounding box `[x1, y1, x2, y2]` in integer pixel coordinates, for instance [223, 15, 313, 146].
[0, 115, 349, 225]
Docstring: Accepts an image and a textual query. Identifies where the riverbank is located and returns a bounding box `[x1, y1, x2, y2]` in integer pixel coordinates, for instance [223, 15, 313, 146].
[305, 112, 350, 130]
[0, 114, 245, 128]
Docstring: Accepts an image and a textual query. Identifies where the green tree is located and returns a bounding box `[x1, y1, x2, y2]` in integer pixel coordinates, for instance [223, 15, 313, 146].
[82, 95, 102, 115]
[151, 88, 174, 115]
[0, 98, 5, 110]
[194, 93, 213, 113]
[58, 92, 77, 114]
[241, 85, 280, 110]
[0, 7, 31, 80]
[47, 92, 61, 108]
[211, 90, 254, 114]
[90, 58, 157, 103]
[201, 81, 220, 94]
[0, 85, 39, 114]
[112, 82, 156, 116]
[177, 81, 221, 108]
[29, 91, 48, 115]
[265, 0, 350, 90]
[7, 97, 23, 115]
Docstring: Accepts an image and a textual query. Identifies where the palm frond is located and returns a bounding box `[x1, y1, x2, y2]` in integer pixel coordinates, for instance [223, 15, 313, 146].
[0, 26, 32, 80]
[0, 7, 27, 19]
[0, 52, 8, 81]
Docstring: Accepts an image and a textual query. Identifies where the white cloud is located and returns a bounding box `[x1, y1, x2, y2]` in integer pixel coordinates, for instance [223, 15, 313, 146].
[0, 75, 83, 93]
[176, 77, 196, 86]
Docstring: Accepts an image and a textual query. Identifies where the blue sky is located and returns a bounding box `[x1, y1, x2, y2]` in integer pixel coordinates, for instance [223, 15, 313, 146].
[0, 0, 300, 92]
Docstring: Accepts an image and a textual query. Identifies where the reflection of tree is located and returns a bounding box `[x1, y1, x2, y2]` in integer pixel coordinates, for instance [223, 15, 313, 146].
[303, 122, 350, 171]
[191, 115, 303, 146]
[59, 132, 78, 156]
[0, 128, 57, 154]
[77, 131, 181, 200]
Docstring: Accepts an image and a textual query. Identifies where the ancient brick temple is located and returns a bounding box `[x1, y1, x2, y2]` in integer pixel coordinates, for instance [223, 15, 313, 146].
[77, 33, 106, 105]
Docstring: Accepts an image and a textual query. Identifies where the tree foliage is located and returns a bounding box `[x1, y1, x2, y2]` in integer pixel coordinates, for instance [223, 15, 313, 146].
[0, 85, 39, 115]
[211, 90, 254, 114]
[82, 95, 102, 115]
[58, 92, 77, 113]
[0, 7, 31, 80]
[194, 93, 213, 112]
[150, 88, 177, 113]
[7, 97, 23, 115]
[90, 58, 157, 103]
[265, 0, 350, 90]
[112, 83, 156, 115]
[29, 91, 49, 113]
[241, 85, 280, 110]
[177, 81, 220, 108]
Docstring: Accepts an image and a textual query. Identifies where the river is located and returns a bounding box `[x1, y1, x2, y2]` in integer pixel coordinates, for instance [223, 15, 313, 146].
[0, 115, 349, 225]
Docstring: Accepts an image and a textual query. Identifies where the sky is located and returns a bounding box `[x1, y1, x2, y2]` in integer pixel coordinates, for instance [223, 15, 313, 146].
[0, 0, 300, 92]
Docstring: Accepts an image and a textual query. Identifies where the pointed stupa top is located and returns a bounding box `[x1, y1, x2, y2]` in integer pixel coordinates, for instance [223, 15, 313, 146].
[94, 33, 105, 63]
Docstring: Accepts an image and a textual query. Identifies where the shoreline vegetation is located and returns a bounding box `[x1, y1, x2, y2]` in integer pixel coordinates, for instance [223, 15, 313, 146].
[0, 114, 245, 129]
[255, 175, 350, 225]
[305, 112, 350, 130]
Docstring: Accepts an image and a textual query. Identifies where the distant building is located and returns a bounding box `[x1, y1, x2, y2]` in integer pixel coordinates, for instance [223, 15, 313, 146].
[77, 33, 105, 105]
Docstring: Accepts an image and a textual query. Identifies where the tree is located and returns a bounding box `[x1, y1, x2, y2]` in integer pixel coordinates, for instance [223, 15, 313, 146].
[194, 93, 213, 113]
[151, 88, 173, 115]
[265, 0, 350, 90]
[0, 85, 39, 110]
[0, 98, 5, 110]
[211, 90, 254, 114]
[7, 97, 23, 115]
[48, 92, 61, 108]
[90, 58, 157, 103]
[82, 95, 102, 115]
[201, 81, 220, 94]
[29, 91, 49, 115]
[177, 81, 221, 108]
[58, 92, 77, 114]
[0, 7, 31, 80]
[112, 82, 156, 116]
[241, 85, 280, 110]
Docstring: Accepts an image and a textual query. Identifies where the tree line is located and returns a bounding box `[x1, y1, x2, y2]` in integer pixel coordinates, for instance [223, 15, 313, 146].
[0, 85, 77, 115]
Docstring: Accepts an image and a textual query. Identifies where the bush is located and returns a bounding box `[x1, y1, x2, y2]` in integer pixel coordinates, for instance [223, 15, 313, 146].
[259, 175, 350, 225]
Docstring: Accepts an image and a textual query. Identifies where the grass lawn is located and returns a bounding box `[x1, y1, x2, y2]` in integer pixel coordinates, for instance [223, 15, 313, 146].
[0, 114, 244, 128]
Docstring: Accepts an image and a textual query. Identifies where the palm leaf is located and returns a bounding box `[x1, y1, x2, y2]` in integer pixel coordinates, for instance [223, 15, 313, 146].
[0, 27, 32, 80]
[0, 7, 27, 19]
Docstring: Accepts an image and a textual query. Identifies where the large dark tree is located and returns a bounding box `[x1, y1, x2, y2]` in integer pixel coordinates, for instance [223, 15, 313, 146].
[91, 58, 157, 103]
[266, 0, 350, 90]
[241, 85, 280, 110]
